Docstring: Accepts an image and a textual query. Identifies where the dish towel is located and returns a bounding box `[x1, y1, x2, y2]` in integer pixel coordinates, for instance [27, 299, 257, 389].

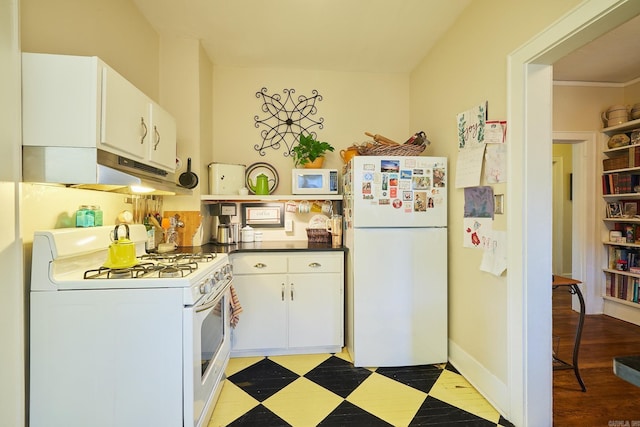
[229, 285, 243, 328]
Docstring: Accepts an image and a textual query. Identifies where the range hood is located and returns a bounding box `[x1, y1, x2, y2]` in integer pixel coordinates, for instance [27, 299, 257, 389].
[22, 147, 192, 195]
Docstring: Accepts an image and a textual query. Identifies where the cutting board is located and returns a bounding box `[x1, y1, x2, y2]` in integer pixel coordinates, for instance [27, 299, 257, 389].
[164, 211, 202, 247]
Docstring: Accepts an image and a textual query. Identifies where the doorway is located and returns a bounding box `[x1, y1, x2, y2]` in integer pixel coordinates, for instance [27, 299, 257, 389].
[507, 1, 640, 425]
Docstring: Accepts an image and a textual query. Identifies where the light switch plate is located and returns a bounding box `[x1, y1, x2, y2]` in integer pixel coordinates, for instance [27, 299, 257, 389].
[285, 218, 293, 232]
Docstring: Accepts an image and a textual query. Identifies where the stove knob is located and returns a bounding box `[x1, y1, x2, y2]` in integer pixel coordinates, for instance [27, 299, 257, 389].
[214, 270, 223, 281]
[199, 279, 213, 294]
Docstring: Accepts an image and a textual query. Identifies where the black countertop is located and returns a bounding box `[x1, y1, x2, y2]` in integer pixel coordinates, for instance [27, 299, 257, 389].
[175, 240, 347, 255]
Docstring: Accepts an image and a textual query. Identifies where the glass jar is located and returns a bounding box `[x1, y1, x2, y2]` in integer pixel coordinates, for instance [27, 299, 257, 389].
[76, 205, 95, 227]
[92, 205, 103, 226]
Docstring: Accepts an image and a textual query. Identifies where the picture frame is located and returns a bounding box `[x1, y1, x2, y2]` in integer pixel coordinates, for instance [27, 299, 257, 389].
[607, 201, 623, 218]
[241, 202, 284, 228]
[624, 201, 638, 218]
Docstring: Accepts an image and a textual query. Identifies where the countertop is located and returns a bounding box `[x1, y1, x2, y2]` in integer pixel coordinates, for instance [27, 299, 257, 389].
[174, 240, 347, 255]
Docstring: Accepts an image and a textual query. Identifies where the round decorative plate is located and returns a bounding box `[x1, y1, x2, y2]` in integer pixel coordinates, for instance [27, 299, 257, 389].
[245, 162, 279, 195]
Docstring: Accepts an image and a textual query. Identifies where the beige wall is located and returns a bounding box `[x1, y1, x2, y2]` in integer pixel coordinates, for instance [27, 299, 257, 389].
[211, 66, 410, 195]
[554, 84, 625, 130]
[409, 0, 581, 405]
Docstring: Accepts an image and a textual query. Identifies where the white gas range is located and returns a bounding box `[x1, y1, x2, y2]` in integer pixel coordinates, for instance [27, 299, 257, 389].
[29, 224, 233, 427]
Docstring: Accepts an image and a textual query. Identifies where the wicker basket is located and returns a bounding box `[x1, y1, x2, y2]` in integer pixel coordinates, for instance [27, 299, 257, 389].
[357, 142, 426, 156]
[306, 228, 331, 243]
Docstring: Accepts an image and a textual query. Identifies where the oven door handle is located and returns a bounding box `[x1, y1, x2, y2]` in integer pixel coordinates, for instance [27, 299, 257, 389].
[194, 281, 230, 313]
[195, 297, 218, 313]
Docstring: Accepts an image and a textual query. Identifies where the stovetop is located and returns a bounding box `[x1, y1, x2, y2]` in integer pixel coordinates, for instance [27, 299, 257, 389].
[84, 253, 219, 280]
[30, 225, 231, 302]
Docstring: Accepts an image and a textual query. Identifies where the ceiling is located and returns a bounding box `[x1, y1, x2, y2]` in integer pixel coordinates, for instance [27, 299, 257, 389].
[553, 13, 640, 83]
[133, 0, 640, 82]
[132, 0, 471, 73]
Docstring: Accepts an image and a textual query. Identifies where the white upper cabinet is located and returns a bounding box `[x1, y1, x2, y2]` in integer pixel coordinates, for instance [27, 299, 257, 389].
[147, 101, 177, 171]
[100, 64, 149, 160]
[22, 53, 176, 173]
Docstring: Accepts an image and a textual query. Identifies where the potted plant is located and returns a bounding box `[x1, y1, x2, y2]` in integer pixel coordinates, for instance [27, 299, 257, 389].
[292, 133, 335, 168]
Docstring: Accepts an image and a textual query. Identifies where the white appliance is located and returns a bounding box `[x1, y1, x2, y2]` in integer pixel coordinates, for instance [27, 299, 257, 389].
[29, 225, 233, 427]
[291, 168, 339, 195]
[343, 156, 448, 367]
[208, 162, 246, 194]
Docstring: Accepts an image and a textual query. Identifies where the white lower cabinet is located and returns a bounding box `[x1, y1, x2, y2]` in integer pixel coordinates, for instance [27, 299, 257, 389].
[230, 252, 344, 356]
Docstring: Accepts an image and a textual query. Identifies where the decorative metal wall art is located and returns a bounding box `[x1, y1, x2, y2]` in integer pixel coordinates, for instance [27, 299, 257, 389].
[253, 87, 324, 157]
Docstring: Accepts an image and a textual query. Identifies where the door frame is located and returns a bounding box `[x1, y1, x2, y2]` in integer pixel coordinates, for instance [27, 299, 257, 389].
[553, 131, 601, 315]
[507, 1, 640, 425]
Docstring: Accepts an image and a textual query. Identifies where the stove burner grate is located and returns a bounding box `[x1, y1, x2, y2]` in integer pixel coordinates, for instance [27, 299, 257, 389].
[83, 263, 157, 279]
[140, 252, 216, 264]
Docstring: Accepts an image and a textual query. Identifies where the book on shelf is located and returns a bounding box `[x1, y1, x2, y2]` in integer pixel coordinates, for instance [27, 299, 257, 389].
[605, 272, 640, 303]
[602, 173, 640, 195]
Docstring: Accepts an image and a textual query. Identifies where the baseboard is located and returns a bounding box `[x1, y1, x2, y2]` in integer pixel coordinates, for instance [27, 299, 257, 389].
[448, 340, 509, 419]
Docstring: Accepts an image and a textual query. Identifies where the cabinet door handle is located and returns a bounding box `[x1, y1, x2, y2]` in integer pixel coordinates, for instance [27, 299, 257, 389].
[140, 117, 148, 144]
[153, 125, 160, 150]
[290, 283, 294, 301]
[254, 262, 267, 268]
[281, 283, 285, 301]
[309, 262, 321, 268]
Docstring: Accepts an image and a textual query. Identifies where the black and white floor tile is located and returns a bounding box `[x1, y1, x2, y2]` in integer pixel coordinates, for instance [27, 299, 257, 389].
[208, 349, 514, 426]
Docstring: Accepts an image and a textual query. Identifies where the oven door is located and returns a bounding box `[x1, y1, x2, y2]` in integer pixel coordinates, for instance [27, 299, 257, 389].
[184, 281, 231, 427]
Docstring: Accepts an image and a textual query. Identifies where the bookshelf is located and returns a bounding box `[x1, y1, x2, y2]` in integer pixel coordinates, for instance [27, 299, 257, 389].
[602, 119, 640, 326]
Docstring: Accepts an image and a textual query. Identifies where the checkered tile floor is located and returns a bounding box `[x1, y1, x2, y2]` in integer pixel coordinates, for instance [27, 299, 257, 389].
[208, 349, 514, 426]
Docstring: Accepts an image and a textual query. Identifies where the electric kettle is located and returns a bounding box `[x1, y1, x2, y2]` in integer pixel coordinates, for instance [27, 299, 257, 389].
[104, 224, 138, 269]
[248, 173, 272, 195]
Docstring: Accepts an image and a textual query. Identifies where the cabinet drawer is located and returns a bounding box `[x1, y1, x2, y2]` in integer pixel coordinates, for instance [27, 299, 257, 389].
[288, 254, 343, 273]
[232, 254, 287, 275]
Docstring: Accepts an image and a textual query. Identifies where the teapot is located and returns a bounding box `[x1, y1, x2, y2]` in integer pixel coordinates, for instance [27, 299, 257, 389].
[104, 224, 138, 269]
[248, 173, 272, 195]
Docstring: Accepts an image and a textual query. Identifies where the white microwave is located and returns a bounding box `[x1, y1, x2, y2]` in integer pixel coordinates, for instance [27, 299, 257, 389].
[291, 169, 339, 195]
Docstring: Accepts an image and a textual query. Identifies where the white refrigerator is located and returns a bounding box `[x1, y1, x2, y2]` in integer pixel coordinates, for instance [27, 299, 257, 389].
[343, 155, 447, 367]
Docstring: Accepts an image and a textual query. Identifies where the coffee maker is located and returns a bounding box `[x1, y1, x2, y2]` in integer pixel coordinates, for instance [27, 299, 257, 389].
[212, 203, 240, 245]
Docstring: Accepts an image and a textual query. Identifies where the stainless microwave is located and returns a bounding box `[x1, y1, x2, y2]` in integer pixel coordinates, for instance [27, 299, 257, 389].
[291, 169, 339, 195]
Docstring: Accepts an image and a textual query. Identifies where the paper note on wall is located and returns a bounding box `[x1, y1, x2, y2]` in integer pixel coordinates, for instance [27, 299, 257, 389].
[463, 217, 492, 249]
[455, 143, 486, 188]
[455, 102, 487, 188]
[480, 230, 507, 276]
[485, 144, 507, 184]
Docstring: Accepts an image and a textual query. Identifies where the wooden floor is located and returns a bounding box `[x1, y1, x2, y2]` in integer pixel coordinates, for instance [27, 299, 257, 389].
[553, 287, 640, 426]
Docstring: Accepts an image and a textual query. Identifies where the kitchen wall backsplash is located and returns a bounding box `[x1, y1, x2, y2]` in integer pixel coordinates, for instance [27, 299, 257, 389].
[21, 183, 131, 244]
